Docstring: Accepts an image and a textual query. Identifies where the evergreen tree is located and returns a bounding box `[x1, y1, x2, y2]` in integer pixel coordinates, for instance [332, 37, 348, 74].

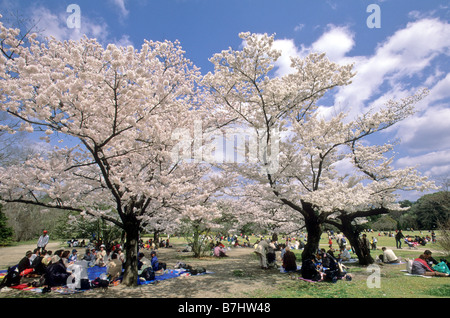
[0, 204, 14, 245]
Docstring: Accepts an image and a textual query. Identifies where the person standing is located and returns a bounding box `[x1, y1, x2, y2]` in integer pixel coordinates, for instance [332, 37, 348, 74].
[254, 239, 269, 269]
[395, 230, 405, 249]
[37, 230, 50, 253]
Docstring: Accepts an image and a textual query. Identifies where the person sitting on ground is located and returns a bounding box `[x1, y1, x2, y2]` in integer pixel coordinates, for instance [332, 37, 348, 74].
[61, 250, 71, 268]
[317, 249, 342, 281]
[116, 248, 125, 264]
[318, 248, 335, 269]
[150, 250, 166, 271]
[95, 245, 107, 267]
[106, 253, 123, 281]
[41, 250, 52, 267]
[411, 253, 449, 277]
[137, 252, 151, 275]
[282, 246, 297, 272]
[337, 247, 351, 262]
[424, 250, 438, 267]
[44, 255, 71, 287]
[18, 251, 34, 276]
[31, 249, 47, 275]
[301, 254, 322, 281]
[137, 252, 155, 281]
[68, 249, 78, 263]
[82, 249, 96, 266]
[379, 247, 399, 264]
[29, 249, 40, 265]
[327, 247, 336, 259]
[214, 243, 228, 257]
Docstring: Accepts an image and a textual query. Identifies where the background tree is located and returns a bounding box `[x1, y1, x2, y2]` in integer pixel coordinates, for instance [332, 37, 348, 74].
[408, 191, 450, 230]
[0, 203, 13, 245]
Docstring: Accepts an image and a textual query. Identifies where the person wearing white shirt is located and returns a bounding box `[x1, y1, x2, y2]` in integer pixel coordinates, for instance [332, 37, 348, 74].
[37, 230, 50, 252]
[380, 247, 398, 263]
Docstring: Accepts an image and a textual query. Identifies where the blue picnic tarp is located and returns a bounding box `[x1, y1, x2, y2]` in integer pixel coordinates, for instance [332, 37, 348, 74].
[86, 266, 211, 285]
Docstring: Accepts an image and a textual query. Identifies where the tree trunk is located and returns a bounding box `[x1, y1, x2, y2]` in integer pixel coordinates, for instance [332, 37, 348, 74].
[121, 215, 140, 287]
[338, 216, 374, 265]
[153, 231, 160, 248]
[301, 213, 322, 260]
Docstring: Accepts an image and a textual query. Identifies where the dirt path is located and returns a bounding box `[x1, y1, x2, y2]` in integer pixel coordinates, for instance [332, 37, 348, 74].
[0, 242, 63, 269]
[83, 247, 290, 298]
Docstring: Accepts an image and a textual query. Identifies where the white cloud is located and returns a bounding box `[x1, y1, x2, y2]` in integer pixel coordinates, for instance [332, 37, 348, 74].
[396, 150, 450, 177]
[310, 25, 355, 62]
[332, 18, 450, 119]
[395, 107, 450, 153]
[272, 24, 355, 77]
[294, 23, 305, 32]
[272, 18, 450, 118]
[114, 34, 134, 48]
[110, 0, 130, 18]
[31, 7, 109, 43]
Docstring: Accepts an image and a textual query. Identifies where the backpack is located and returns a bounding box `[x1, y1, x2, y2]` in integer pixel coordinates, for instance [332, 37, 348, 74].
[0, 265, 21, 288]
[139, 267, 155, 281]
[91, 277, 109, 288]
[159, 262, 167, 271]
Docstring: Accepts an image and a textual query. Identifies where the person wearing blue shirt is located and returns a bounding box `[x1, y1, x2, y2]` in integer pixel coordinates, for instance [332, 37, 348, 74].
[68, 249, 78, 263]
[150, 250, 159, 271]
[150, 250, 166, 272]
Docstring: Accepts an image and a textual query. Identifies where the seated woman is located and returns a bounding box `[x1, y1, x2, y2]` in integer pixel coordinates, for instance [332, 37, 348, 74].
[301, 254, 322, 281]
[214, 244, 228, 257]
[282, 246, 297, 272]
[411, 254, 448, 277]
[44, 255, 71, 287]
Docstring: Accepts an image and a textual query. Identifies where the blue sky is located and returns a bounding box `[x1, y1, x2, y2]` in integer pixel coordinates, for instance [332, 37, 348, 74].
[1, 0, 450, 200]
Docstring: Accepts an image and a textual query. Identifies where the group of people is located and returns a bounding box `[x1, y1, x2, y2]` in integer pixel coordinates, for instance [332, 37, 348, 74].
[2, 230, 130, 289]
[137, 250, 166, 281]
[300, 249, 352, 282]
[141, 238, 172, 250]
[253, 239, 278, 269]
[394, 230, 435, 249]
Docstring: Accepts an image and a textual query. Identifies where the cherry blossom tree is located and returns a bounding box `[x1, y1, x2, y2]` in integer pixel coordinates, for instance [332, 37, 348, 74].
[203, 32, 436, 262]
[0, 16, 222, 286]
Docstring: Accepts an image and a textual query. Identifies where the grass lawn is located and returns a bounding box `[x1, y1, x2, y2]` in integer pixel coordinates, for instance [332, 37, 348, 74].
[246, 230, 450, 298]
[4, 231, 448, 298]
[163, 231, 449, 298]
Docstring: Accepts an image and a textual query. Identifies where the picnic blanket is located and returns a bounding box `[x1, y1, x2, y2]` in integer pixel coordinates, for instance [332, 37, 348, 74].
[279, 265, 302, 273]
[400, 270, 433, 278]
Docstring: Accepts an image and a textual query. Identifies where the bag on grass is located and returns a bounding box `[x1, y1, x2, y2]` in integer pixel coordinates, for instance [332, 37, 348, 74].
[433, 261, 450, 275]
[406, 259, 414, 273]
[0, 265, 21, 288]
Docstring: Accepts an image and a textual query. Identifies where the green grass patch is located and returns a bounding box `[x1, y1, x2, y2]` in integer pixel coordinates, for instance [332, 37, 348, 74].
[424, 284, 450, 297]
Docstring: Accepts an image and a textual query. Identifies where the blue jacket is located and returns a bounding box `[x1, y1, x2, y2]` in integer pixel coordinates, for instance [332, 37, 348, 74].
[151, 256, 159, 271]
